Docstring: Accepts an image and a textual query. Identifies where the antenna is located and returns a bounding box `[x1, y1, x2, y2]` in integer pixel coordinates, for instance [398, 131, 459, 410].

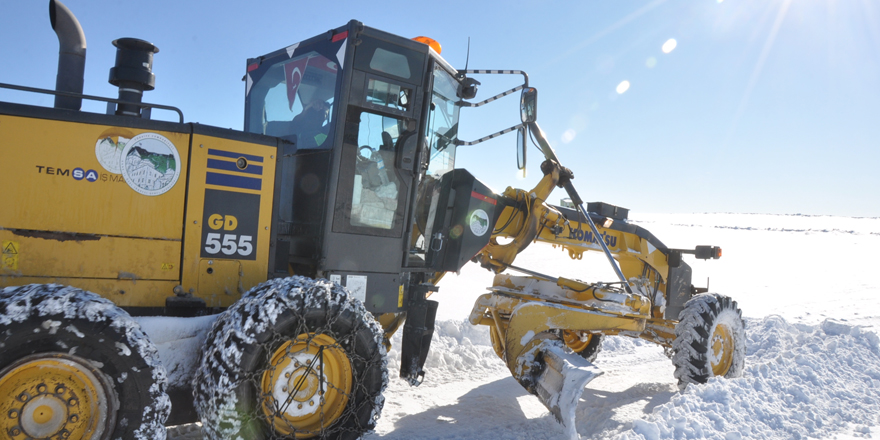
[463, 37, 471, 74]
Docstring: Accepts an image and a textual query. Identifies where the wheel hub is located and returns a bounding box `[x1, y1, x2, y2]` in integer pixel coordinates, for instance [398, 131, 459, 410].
[0, 353, 116, 440]
[261, 333, 352, 437]
[709, 323, 734, 376]
[562, 330, 592, 353]
[21, 396, 69, 437]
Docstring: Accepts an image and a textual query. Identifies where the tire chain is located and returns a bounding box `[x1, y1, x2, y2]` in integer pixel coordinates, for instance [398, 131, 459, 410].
[196, 278, 386, 440]
[246, 314, 380, 439]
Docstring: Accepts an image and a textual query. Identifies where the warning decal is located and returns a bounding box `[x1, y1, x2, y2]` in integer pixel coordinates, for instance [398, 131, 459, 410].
[2, 240, 19, 271]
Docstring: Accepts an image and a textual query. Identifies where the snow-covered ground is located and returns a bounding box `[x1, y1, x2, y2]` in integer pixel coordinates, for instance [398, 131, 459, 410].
[371, 213, 880, 440]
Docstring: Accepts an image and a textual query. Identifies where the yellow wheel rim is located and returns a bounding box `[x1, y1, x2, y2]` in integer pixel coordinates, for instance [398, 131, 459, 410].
[709, 323, 734, 376]
[562, 330, 593, 353]
[261, 333, 352, 438]
[0, 353, 115, 440]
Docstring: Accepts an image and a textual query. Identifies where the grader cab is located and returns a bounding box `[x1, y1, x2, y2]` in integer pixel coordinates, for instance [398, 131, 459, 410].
[0, 2, 744, 439]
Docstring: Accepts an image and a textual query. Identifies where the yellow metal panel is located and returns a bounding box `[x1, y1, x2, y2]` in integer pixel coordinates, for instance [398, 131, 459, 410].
[0, 115, 189, 239]
[180, 134, 277, 303]
[0, 230, 179, 282]
[198, 259, 242, 308]
[0, 279, 178, 308]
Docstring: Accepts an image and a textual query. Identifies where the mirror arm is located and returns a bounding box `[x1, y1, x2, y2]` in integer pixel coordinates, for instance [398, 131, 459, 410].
[458, 69, 528, 87]
[459, 85, 525, 108]
[454, 124, 522, 146]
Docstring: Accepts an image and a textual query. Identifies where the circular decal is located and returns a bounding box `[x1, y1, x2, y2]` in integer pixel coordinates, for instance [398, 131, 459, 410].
[119, 133, 181, 196]
[469, 209, 490, 237]
[95, 128, 134, 174]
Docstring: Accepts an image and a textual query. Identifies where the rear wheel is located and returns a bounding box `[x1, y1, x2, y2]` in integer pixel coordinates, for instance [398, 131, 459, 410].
[194, 277, 387, 440]
[672, 293, 745, 390]
[0, 284, 169, 439]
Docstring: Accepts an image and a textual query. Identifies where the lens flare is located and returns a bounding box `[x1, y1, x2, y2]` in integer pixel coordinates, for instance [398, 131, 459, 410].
[662, 38, 677, 54]
[616, 80, 631, 94]
[561, 129, 576, 144]
[646, 57, 657, 68]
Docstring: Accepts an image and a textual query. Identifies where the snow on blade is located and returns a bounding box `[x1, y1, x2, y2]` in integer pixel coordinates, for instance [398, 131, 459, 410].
[534, 341, 603, 440]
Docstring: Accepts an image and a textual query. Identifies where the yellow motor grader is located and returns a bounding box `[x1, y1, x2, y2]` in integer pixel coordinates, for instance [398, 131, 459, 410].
[0, 1, 745, 439]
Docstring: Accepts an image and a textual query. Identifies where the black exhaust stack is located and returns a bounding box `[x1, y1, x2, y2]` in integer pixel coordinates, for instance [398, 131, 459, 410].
[108, 38, 159, 117]
[49, 0, 86, 110]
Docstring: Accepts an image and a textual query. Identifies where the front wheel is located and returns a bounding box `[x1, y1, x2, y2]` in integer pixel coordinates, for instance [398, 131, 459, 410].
[194, 277, 387, 440]
[672, 293, 746, 390]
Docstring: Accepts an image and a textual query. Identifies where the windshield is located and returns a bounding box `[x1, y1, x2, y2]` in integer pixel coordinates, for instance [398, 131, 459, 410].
[425, 66, 459, 176]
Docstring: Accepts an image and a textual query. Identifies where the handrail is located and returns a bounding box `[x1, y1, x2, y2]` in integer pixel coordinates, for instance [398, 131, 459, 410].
[0, 82, 184, 123]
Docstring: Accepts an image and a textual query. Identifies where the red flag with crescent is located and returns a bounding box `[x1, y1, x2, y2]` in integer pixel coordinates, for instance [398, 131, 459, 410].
[284, 57, 311, 110]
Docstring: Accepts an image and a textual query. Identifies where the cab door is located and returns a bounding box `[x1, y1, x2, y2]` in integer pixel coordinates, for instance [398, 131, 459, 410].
[322, 34, 428, 313]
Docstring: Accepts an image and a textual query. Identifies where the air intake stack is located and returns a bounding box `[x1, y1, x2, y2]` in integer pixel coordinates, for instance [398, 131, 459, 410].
[108, 38, 159, 117]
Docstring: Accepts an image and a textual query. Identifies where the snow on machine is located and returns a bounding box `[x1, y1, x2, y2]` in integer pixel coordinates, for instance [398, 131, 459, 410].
[0, 2, 745, 438]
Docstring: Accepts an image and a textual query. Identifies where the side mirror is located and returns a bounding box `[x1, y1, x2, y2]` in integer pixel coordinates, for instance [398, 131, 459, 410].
[520, 87, 537, 123]
[516, 126, 526, 170]
[458, 77, 480, 100]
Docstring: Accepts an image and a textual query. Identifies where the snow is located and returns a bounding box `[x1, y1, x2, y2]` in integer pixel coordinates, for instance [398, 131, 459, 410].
[136, 315, 218, 388]
[368, 213, 880, 439]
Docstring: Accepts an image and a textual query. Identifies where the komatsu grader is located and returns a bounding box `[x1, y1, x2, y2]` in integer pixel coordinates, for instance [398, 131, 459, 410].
[0, 2, 746, 439]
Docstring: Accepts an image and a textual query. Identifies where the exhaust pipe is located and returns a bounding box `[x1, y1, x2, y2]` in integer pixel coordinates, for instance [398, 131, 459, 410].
[49, 0, 86, 110]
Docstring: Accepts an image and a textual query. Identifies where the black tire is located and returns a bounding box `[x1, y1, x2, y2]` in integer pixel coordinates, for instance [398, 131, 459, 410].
[193, 276, 387, 440]
[672, 293, 746, 390]
[0, 284, 169, 439]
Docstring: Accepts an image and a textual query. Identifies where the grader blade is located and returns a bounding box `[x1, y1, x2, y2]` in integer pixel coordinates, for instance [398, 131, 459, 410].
[497, 300, 645, 437]
[532, 341, 603, 437]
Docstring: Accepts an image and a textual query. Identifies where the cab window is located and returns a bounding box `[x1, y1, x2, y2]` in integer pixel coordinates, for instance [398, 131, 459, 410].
[350, 111, 404, 230]
[246, 51, 339, 149]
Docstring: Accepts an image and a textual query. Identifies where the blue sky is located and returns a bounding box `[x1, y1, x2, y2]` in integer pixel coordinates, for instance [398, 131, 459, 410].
[2, 0, 878, 216]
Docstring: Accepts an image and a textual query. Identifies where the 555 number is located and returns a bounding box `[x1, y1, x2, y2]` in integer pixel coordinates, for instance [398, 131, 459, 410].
[204, 233, 253, 256]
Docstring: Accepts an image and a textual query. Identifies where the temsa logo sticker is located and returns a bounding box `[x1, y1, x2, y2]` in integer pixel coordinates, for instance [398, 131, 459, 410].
[35, 166, 99, 182]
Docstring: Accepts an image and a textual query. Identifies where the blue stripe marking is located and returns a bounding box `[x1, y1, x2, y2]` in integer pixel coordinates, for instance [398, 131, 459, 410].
[207, 149, 264, 163]
[206, 172, 262, 191]
[207, 158, 263, 175]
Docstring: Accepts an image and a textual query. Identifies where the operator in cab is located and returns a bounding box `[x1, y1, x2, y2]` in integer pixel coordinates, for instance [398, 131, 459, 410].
[290, 99, 330, 149]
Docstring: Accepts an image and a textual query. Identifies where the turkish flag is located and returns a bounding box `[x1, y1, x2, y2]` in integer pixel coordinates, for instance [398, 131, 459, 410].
[284, 57, 311, 110]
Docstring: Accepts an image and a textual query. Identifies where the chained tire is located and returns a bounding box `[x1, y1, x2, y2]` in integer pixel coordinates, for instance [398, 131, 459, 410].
[193, 276, 387, 440]
[672, 293, 745, 390]
[0, 284, 170, 440]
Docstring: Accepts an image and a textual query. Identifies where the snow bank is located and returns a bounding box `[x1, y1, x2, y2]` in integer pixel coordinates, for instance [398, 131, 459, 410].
[386, 319, 504, 384]
[377, 315, 880, 439]
[615, 316, 880, 440]
[631, 213, 880, 237]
